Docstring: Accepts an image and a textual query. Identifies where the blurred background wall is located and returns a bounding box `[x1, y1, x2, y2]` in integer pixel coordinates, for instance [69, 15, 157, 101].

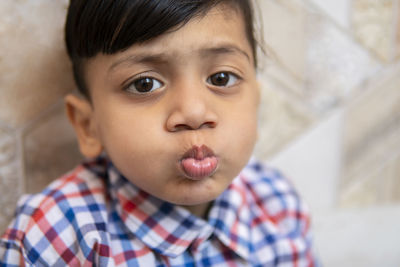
[0, 0, 399, 266]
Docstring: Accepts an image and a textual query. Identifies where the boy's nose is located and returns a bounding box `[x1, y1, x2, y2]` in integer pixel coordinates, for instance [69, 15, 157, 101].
[165, 84, 218, 132]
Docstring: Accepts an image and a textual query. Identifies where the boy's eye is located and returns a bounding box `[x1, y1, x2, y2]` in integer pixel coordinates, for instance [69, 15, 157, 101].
[207, 72, 239, 87]
[125, 77, 163, 94]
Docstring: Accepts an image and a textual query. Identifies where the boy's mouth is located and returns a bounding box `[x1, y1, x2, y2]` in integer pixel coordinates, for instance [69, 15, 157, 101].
[179, 145, 219, 180]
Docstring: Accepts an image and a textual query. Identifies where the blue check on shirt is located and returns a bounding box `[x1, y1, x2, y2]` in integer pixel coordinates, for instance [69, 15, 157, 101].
[0, 156, 319, 266]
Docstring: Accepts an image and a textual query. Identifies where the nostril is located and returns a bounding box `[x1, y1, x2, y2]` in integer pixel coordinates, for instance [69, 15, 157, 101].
[173, 124, 193, 131]
[172, 121, 216, 132]
[200, 121, 217, 129]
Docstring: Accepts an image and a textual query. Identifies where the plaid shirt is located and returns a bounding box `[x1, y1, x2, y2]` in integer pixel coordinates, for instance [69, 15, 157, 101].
[0, 156, 318, 266]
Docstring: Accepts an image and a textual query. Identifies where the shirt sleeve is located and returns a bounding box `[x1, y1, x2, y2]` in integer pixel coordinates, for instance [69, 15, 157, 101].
[1, 220, 30, 266]
[0, 196, 115, 266]
[1, 194, 34, 266]
[1, 227, 114, 267]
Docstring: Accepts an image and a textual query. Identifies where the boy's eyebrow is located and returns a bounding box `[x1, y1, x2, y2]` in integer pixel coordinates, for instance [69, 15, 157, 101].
[109, 54, 169, 72]
[199, 45, 251, 62]
[109, 44, 251, 72]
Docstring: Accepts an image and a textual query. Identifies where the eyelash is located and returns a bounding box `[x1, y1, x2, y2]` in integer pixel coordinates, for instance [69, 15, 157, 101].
[123, 75, 164, 94]
[206, 71, 241, 88]
[122, 71, 242, 95]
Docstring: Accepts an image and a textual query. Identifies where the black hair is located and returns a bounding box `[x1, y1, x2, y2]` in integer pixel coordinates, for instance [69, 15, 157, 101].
[65, 0, 257, 98]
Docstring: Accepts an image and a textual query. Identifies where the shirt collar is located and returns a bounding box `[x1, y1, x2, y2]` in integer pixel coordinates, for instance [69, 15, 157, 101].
[207, 174, 253, 259]
[104, 159, 254, 260]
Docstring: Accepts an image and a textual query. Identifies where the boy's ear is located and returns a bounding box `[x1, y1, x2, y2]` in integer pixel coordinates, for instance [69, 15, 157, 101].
[64, 94, 103, 158]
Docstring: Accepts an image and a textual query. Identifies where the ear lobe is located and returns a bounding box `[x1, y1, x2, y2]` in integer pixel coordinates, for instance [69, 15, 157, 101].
[64, 94, 103, 158]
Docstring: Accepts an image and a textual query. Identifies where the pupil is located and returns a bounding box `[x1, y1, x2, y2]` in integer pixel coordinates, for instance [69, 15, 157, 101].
[212, 73, 229, 86]
[134, 78, 153, 92]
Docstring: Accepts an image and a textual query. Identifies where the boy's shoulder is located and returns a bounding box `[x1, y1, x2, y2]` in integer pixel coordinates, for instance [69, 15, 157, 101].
[233, 157, 311, 233]
[208, 158, 315, 265]
[1, 157, 111, 265]
[16, 157, 109, 222]
[239, 157, 303, 200]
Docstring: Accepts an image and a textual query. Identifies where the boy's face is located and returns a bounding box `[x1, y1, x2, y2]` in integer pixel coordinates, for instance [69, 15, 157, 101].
[66, 5, 260, 214]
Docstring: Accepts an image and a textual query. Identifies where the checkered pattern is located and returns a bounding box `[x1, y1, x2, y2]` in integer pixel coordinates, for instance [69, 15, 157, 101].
[0, 156, 319, 266]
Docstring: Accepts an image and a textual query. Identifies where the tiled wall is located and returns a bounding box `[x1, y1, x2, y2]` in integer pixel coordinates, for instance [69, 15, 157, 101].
[0, 0, 83, 230]
[1, 0, 399, 265]
[255, 0, 400, 207]
[254, 1, 400, 264]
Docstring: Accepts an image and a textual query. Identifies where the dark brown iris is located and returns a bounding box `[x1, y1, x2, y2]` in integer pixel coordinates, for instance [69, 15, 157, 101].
[134, 78, 154, 92]
[210, 72, 229, 86]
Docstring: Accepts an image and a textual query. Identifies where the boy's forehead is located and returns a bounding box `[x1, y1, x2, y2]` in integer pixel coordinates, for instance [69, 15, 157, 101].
[108, 45, 251, 73]
[103, 6, 252, 71]
[144, 5, 245, 47]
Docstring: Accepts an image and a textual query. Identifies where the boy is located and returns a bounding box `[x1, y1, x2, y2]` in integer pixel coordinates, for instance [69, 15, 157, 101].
[0, 0, 318, 266]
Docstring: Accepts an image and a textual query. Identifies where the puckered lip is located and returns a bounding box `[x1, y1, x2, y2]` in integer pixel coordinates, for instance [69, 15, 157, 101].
[178, 145, 219, 180]
[180, 145, 216, 160]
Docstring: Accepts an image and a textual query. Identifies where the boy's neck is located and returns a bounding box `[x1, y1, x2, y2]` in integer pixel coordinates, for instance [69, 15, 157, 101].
[180, 202, 213, 219]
